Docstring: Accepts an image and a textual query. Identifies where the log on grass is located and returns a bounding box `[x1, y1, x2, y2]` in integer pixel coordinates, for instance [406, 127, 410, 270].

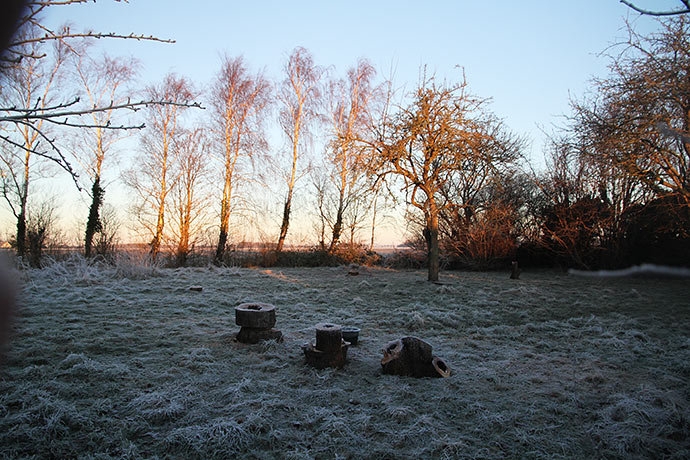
[381, 336, 450, 378]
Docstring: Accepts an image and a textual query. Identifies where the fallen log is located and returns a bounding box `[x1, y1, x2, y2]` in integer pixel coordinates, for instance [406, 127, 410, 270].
[381, 336, 450, 378]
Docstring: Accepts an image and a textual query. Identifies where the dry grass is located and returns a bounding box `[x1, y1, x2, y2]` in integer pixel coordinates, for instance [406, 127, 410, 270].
[1, 257, 689, 459]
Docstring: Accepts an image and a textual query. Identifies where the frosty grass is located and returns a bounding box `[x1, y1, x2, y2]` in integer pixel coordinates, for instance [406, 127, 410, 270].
[1, 256, 689, 459]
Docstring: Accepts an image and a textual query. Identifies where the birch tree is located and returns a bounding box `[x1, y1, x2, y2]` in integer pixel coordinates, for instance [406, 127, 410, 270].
[169, 128, 209, 266]
[323, 59, 381, 252]
[71, 47, 138, 257]
[210, 55, 270, 264]
[0, 29, 68, 261]
[125, 74, 194, 261]
[276, 47, 324, 252]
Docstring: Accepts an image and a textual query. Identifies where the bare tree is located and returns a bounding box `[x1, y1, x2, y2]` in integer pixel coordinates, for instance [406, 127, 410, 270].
[210, 55, 271, 264]
[0, 27, 69, 259]
[0, 1, 199, 193]
[573, 17, 690, 209]
[620, 0, 690, 16]
[276, 47, 324, 252]
[323, 59, 381, 252]
[365, 75, 520, 281]
[169, 128, 210, 266]
[70, 45, 139, 257]
[125, 74, 195, 261]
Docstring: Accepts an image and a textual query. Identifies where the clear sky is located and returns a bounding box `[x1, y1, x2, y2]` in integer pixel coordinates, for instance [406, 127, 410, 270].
[1, 0, 673, 246]
[40, 0, 666, 162]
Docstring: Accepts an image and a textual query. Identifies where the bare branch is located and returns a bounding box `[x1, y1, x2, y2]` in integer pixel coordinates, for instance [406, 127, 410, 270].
[620, 0, 690, 16]
[0, 99, 203, 124]
[7, 31, 175, 50]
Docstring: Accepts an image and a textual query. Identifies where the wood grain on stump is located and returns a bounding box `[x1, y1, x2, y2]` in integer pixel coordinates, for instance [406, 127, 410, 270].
[235, 303, 276, 329]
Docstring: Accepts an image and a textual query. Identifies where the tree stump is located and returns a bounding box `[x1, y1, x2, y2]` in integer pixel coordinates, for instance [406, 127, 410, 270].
[303, 322, 349, 369]
[381, 336, 450, 378]
[235, 303, 282, 344]
[510, 261, 521, 280]
[235, 303, 276, 328]
[315, 323, 343, 352]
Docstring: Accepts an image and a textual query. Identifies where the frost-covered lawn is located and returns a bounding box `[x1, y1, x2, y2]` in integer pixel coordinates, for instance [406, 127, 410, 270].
[1, 258, 689, 459]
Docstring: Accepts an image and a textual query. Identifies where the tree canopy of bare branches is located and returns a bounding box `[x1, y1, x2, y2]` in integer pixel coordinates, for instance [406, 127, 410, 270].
[365, 75, 521, 281]
[276, 47, 324, 252]
[572, 17, 690, 210]
[210, 55, 271, 264]
[321, 59, 383, 252]
[124, 74, 196, 261]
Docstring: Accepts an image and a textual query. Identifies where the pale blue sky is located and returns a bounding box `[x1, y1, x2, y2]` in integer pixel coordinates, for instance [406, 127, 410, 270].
[42, 0, 665, 162]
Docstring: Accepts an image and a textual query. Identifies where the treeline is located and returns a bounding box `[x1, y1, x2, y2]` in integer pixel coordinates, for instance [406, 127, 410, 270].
[1, 5, 689, 274]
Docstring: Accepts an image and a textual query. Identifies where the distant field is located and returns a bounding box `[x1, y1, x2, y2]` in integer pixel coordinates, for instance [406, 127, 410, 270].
[1, 257, 689, 459]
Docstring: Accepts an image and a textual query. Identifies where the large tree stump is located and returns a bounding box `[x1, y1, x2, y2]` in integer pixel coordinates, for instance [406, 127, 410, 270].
[235, 303, 282, 344]
[303, 322, 349, 369]
[381, 336, 450, 378]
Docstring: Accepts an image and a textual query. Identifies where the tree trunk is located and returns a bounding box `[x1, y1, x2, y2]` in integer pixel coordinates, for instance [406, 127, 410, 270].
[16, 152, 30, 260]
[150, 202, 164, 261]
[369, 193, 378, 251]
[328, 206, 344, 253]
[215, 187, 230, 265]
[425, 213, 440, 282]
[276, 192, 292, 253]
[84, 176, 104, 258]
[15, 212, 26, 259]
[215, 228, 227, 265]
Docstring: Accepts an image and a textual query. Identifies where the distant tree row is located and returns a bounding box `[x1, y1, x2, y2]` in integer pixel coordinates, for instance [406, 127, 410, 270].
[1, 2, 689, 280]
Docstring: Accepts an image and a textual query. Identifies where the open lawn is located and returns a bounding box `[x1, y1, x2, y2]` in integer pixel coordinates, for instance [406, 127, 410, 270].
[1, 257, 689, 459]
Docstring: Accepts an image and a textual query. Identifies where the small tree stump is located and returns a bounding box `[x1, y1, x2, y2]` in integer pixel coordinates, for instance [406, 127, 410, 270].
[234, 303, 281, 344]
[315, 323, 343, 352]
[302, 341, 349, 369]
[381, 336, 450, 378]
[304, 322, 350, 369]
[235, 303, 276, 329]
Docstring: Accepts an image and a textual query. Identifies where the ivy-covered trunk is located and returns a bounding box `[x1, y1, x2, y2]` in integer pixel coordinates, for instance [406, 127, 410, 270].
[84, 176, 104, 258]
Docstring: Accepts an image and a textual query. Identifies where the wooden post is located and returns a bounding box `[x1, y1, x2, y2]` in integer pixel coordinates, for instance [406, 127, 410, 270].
[510, 261, 521, 280]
